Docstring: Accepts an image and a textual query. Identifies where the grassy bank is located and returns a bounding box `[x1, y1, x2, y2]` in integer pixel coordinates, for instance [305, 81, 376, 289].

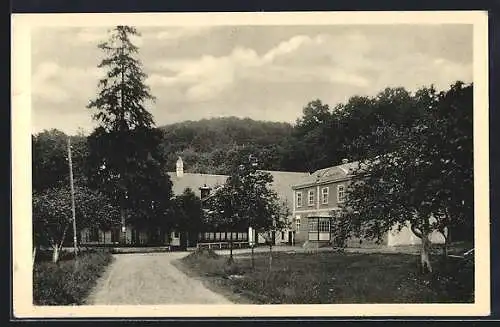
[178, 248, 474, 304]
[33, 249, 114, 305]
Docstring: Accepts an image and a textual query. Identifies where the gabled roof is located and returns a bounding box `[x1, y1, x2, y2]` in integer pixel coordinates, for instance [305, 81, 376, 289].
[167, 170, 309, 210]
[167, 172, 228, 196]
[292, 161, 362, 189]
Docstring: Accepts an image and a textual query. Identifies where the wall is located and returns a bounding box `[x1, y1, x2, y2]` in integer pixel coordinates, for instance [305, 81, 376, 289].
[387, 223, 446, 246]
[294, 180, 349, 212]
[346, 233, 387, 248]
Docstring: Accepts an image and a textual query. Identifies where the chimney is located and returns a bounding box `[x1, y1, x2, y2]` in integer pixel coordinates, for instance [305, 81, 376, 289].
[342, 158, 349, 164]
[176, 157, 184, 178]
[199, 184, 211, 200]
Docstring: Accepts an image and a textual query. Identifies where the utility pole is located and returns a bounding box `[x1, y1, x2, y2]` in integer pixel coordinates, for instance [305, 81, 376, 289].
[67, 137, 78, 258]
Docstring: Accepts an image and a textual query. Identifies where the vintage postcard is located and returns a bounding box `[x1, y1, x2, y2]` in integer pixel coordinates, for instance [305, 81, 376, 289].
[12, 11, 490, 318]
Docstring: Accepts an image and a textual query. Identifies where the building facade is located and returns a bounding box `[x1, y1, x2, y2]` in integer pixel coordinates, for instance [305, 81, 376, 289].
[290, 160, 445, 248]
[80, 157, 309, 248]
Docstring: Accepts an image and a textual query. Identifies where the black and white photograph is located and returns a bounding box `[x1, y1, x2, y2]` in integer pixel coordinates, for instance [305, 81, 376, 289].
[12, 11, 490, 317]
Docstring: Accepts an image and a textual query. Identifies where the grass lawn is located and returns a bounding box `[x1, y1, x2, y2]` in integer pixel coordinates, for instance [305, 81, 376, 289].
[33, 249, 114, 305]
[176, 248, 474, 304]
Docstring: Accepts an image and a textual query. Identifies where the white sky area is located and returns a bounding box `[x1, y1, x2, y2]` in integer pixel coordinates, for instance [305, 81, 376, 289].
[31, 24, 473, 135]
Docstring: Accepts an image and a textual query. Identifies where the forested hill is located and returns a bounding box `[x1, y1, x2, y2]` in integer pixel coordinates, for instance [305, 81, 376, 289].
[158, 116, 296, 175]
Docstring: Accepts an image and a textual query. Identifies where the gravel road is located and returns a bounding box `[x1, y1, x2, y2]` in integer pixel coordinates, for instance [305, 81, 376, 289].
[85, 252, 232, 305]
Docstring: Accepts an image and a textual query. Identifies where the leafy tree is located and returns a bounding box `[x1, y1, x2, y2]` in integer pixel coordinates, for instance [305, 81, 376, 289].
[86, 25, 173, 243]
[205, 155, 289, 268]
[342, 82, 473, 273]
[33, 185, 120, 263]
[32, 129, 89, 192]
[172, 188, 203, 248]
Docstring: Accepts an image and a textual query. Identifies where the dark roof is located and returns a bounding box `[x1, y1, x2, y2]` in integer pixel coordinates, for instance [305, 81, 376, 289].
[292, 161, 362, 189]
[167, 170, 309, 210]
[167, 172, 228, 196]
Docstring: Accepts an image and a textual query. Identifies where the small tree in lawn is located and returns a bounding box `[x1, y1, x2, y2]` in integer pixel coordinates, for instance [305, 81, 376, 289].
[205, 155, 288, 268]
[33, 185, 120, 263]
[233, 155, 290, 270]
[86, 25, 173, 241]
[204, 184, 243, 263]
[257, 200, 290, 271]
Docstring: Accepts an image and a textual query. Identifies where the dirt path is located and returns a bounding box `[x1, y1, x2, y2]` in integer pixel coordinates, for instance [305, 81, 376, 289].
[85, 252, 232, 305]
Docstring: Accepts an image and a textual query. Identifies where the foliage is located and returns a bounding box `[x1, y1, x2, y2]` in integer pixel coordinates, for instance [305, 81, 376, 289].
[33, 249, 113, 305]
[85, 25, 173, 235]
[32, 184, 120, 251]
[87, 25, 155, 132]
[86, 127, 173, 230]
[32, 129, 89, 192]
[172, 188, 203, 246]
[204, 155, 289, 234]
[159, 117, 294, 174]
[342, 82, 474, 271]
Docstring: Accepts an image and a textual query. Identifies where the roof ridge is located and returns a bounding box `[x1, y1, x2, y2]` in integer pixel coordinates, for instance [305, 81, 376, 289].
[167, 171, 229, 177]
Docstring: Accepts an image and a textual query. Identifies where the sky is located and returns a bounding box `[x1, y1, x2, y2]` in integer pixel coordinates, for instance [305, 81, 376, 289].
[31, 24, 473, 135]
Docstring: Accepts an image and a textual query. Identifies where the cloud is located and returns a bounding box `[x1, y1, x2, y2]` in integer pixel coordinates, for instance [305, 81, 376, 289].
[149, 33, 372, 102]
[32, 61, 102, 104]
[262, 34, 326, 63]
[142, 26, 212, 43]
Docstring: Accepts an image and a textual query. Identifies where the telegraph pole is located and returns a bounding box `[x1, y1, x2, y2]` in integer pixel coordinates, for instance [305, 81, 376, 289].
[67, 137, 78, 258]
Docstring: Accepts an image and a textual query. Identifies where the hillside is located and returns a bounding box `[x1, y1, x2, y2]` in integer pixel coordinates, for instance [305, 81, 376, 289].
[158, 117, 296, 175]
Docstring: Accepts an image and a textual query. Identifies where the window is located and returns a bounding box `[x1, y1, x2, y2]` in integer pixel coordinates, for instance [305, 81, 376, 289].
[308, 219, 318, 231]
[295, 216, 301, 231]
[174, 232, 180, 238]
[319, 219, 330, 232]
[281, 231, 285, 240]
[308, 190, 315, 206]
[296, 192, 303, 207]
[337, 185, 346, 203]
[321, 187, 329, 204]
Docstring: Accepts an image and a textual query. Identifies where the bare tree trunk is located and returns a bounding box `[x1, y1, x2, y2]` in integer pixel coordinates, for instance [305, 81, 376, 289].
[269, 242, 273, 271]
[227, 232, 234, 264]
[420, 233, 432, 273]
[441, 230, 448, 258]
[32, 247, 37, 266]
[251, 244, 255, 269]
[442, 209, 451, 258]
[52, 223, 70, 264]
[52, 246, 60, 264]
[411, 222, 433, 273]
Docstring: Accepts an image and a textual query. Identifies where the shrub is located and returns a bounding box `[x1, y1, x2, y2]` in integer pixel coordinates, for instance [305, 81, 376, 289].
[33, 249, 113, 305]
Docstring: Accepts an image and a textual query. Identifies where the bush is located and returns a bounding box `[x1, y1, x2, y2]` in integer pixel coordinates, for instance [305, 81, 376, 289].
[186, 248, 219, 260]
[33, 249, 113, 305]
